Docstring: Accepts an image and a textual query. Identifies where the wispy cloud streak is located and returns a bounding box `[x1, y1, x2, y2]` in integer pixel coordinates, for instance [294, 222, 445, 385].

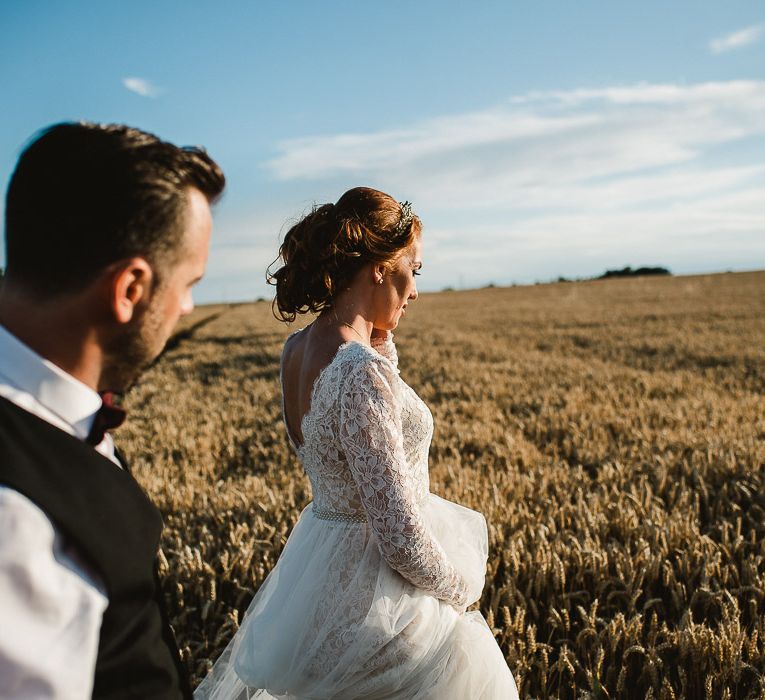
[709, 24, 763, 54]
[262, 80, 765, 286]
[266, 81, 765, 206]
[122, 76, 161, 97]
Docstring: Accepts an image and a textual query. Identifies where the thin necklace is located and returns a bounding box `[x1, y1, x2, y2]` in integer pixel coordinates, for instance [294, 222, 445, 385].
[339, 321, 368, 344]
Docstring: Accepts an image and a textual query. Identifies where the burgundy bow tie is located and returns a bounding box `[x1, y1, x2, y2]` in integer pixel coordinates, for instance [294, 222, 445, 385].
[86, 392, 127, 446]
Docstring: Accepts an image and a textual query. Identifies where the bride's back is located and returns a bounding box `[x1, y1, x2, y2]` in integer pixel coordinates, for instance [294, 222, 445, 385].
[281, 324, 350, 449]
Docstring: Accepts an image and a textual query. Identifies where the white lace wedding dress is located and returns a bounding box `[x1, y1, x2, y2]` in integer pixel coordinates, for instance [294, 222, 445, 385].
[195, 334, 518, 699]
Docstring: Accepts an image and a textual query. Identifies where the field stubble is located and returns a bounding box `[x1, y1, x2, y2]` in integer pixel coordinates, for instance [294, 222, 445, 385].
[121, 271, 765, 699]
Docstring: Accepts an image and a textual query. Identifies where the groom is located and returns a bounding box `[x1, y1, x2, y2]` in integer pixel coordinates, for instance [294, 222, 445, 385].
[0, 122, 225, 698]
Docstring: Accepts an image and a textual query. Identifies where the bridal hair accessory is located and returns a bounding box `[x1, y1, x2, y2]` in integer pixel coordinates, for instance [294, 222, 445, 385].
[394, 201, 414, 237]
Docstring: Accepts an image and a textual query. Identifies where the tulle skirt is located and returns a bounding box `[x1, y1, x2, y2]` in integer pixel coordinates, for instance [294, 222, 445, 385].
[195, 494, 518, 699]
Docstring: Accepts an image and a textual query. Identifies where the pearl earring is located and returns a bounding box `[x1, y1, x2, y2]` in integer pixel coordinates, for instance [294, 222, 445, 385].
[377, 277, 384, 285]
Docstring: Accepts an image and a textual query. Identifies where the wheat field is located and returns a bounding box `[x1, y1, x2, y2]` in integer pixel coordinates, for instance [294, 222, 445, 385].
[119, 270, 765, 699]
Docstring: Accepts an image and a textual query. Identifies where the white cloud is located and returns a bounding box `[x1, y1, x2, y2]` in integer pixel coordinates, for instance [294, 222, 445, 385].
[266, 111, 604, 181]
[266, 81, 765, 188]
[513, 80, 763, 105]
[709, 25, 763, 54]
[122, 77, 160, 98]
[250, 80, 765, 293]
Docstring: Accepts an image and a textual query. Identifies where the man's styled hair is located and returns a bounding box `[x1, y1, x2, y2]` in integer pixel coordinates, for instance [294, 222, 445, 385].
[4, 121, 225, 297]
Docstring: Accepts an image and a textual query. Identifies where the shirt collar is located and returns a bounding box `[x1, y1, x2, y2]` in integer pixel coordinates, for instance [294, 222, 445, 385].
[0, 325, 102, 440]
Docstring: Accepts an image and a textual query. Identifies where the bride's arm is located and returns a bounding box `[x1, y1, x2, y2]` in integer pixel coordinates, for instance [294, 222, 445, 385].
[339, 357, 469, 610]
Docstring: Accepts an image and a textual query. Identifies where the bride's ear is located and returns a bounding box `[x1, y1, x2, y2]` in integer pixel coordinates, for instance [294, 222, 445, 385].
[372, 263, 385, 285]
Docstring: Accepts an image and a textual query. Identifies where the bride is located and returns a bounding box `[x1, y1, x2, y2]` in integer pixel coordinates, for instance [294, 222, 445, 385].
[195, 187, 518, 699]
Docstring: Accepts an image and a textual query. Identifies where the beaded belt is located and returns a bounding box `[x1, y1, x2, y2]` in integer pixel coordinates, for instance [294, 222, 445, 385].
[312, 505, 367, 524]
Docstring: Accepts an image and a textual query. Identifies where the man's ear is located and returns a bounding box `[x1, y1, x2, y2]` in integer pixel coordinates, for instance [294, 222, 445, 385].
[109, 258, 154, 324]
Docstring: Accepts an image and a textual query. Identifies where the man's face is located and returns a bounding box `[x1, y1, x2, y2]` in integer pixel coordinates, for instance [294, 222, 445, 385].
[103, 187, 213, 391]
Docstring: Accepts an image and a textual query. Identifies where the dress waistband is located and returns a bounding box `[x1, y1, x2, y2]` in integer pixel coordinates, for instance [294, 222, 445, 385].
[312, 505, 367, 524]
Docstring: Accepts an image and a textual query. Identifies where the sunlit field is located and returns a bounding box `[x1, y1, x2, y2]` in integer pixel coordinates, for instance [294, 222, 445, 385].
[120, 270, 765, 699]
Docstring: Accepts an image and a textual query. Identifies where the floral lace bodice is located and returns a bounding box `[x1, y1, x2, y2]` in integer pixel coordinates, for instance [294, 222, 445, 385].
[281, 334, 469, 609]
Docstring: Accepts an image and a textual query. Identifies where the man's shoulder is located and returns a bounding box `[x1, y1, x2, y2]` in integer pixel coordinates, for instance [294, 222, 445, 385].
[0, 485, 108, 592]
[0, 486, 56, 550]
[0, 394, 162, 598]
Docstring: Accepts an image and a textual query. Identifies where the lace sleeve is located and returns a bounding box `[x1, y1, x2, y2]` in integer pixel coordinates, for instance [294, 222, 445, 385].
[370, 331, 398, 368]
[339, 356, 469, 609]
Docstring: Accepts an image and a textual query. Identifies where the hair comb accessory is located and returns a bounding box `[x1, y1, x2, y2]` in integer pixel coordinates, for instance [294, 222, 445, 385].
[394, 200, 414, 237]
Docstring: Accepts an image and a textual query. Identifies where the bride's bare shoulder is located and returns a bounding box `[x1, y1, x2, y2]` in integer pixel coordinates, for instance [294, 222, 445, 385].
[282, 324, 348, 379]
[282, 326, 306, 363]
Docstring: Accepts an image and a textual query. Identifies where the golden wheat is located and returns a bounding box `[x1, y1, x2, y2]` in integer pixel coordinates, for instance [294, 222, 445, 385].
[120, 270, 765, 699]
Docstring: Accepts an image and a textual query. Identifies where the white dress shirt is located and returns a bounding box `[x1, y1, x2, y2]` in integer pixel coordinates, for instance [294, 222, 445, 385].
[0, 325, 119, 699]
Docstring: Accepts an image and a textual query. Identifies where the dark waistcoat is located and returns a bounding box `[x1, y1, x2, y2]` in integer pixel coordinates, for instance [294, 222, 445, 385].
[0, 396, 191, 699]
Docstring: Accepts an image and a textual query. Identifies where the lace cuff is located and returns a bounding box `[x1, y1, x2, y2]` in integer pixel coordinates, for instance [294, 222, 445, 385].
[339, 354, 468, 609]
[370, 332, 398, 368]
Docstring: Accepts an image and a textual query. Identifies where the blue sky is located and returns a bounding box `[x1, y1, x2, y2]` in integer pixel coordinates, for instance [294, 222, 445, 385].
[2, 1, 764, 302]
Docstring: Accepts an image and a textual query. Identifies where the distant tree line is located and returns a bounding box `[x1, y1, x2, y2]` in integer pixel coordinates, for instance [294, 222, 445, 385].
[598, 266, 671, 279]
[426, 265, 677, 292]
[552, 266, 672, 285]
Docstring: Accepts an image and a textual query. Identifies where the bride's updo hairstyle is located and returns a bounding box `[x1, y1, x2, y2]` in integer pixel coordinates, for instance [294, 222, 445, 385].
[269, 187, 422, 322]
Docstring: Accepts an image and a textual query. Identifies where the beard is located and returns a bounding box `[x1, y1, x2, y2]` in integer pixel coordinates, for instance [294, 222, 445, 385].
[101, 296, 168, 392]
